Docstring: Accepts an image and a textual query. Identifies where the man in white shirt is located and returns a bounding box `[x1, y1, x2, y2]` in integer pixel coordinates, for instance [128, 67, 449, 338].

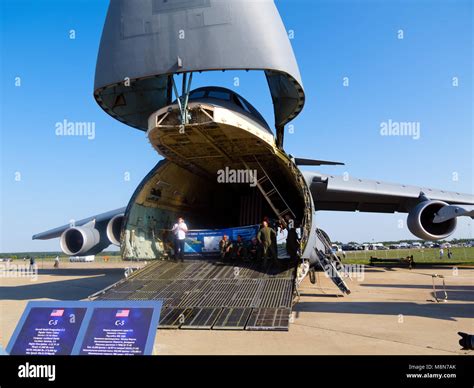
[172, 217, 188, 262]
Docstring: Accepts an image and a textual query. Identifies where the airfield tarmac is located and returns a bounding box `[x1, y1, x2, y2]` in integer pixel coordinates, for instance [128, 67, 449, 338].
[1, 260, 472, 355]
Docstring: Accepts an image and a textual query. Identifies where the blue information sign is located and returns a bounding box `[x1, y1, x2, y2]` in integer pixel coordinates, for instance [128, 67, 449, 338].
[7, 302, 87, 356]
[75, 302, 160, 355]
[7, 300, 163, 356]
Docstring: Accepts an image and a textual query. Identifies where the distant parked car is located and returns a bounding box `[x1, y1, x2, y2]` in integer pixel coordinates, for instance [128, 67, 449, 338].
[344, 244, 360, 251]
[369, 243, 388, 250]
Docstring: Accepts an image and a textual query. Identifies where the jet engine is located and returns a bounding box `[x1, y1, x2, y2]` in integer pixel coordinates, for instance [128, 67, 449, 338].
[106, 214, 124, 246]
[407, 200, 457, 241]
[59, 214, 124, 256]
[60, 224, 101, 256]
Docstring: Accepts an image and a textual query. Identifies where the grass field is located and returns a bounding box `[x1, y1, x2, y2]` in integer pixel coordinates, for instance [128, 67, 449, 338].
[340, 247, 474, 266]
[3, 248, 474, 266]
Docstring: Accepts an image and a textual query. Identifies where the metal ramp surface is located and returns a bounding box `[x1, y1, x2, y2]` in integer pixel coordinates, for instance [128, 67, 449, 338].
[93, 259, 296, 331]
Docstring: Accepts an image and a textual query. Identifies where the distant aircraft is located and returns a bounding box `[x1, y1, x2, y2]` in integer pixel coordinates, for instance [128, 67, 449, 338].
[33, 0, 473, 292]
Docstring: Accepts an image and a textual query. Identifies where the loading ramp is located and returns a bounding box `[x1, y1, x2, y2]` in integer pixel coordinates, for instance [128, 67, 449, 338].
[91, 259, 296, 331]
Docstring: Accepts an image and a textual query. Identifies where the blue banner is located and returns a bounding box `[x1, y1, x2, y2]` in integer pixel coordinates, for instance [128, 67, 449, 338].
[185, 224, 259, 255]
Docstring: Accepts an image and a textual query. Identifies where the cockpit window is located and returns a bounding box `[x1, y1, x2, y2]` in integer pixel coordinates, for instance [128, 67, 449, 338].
[189, 90, 206, 99]
[185, 86, 270, 130]
[236, 95, 252, 114]
[208, 90, 231, 100]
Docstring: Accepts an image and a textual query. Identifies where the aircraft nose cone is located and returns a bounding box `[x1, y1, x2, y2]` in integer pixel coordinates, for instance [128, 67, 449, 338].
[94, 0, 304, 131]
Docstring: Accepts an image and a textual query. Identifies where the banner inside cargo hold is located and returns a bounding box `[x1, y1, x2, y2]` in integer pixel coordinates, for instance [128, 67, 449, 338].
[185, 225, 260, 256]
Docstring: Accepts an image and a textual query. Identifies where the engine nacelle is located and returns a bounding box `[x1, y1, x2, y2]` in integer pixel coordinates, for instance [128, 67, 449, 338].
[407, 200, 457, 241]
[106, 214, 124, 246]
[60, 225, 101, 256]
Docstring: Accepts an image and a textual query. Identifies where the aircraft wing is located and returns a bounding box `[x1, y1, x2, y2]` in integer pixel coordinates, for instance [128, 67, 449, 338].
[32, 207, 126, 240]
[303, 171, 474, 213]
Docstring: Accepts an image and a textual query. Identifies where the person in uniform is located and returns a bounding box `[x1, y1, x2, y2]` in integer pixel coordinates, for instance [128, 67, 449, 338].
[257, 220, 277, 266]
[262, 216, 279, 260]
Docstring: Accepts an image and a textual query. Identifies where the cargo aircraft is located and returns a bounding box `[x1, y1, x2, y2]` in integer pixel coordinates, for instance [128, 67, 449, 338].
[33, 0, 474, 293]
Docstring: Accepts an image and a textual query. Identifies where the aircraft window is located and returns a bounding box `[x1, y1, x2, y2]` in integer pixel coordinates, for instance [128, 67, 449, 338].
[189, 90, 206, 99]
[236, 96, 252, 114]
[232, 95, 244, 109]
[208, 90, 231, 100]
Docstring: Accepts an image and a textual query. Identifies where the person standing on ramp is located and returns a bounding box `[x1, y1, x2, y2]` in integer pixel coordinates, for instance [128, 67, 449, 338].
[172, 217, 188, 262]
[257, 220, 277, 266]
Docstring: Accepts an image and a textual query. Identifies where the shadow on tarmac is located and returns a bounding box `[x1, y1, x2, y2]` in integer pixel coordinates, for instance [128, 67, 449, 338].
[295, 300, 473, 321]
[0, 268, 124, 300]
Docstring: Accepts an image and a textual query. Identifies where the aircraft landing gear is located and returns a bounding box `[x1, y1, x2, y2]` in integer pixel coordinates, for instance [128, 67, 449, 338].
[309, 267, 316, 284]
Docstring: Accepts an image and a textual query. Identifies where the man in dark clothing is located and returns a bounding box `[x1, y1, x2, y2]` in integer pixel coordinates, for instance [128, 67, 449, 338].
[232, 235, 247, 261]
[219, 235, 233, 260]
[248, 237, 261, 261]
[283, 214, 299, 262]
[29, 256, 36, 272]
[257, 220, 277, 265]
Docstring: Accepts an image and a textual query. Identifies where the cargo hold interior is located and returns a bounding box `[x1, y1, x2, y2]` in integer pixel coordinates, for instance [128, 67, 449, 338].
[121, 157, 307, 259]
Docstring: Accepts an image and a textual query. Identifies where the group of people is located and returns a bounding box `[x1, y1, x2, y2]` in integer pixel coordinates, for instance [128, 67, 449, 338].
[219, 215, 300, 265]
[219, 234, 251, 261]
[170, 214, 300, 264]
[439, 247, 453, 259]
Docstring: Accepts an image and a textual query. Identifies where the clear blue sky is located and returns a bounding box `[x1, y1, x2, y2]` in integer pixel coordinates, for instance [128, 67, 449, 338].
[1, 0, 472, 252]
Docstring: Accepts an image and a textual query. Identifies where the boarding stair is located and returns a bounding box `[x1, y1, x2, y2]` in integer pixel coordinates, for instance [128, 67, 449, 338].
[312, 228, 351, 294]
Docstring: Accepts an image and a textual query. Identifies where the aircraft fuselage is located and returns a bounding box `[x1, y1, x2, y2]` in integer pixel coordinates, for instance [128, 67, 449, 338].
[119, 90, 315, 262]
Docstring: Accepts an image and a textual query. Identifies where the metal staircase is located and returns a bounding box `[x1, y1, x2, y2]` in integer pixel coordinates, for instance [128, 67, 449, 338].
[313, 228, 351, 294]
[241, 157, 295, 226]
